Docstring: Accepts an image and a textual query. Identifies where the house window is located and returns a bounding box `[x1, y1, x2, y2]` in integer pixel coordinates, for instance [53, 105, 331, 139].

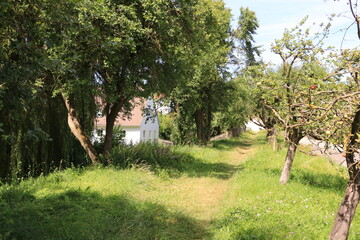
[96, 129, 104, 137]
[149, 130, 152, 139]
[143, 130, 146, 139]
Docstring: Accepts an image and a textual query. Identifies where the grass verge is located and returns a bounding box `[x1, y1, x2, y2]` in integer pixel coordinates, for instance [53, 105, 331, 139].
[0, 167, 205, 240]
[210, 132, 358, 239]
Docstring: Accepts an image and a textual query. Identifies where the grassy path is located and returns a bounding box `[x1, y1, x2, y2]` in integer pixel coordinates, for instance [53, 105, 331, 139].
[131, 133, 257, 238]
[0, 133, 257, 240]
[169, 136, 255, 223]
[3, 131, 356, 239]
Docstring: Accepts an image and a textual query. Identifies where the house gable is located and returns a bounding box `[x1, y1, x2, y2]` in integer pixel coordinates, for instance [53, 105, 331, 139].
[94, 97, 159, 144]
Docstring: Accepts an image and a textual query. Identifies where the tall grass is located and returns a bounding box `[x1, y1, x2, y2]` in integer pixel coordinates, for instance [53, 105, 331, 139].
[111, 142, 179, 167]
[110, 139, 250, 179]
[0, 167, 204, 240]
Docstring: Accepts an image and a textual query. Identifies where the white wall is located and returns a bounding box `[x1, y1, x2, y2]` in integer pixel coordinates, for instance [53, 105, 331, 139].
[140, 98, 159, 142]
[123, 127, 141, 145]
[93, 124, 158, 145]
[93, 97, 160, 145]
[91, 128, 105, 143]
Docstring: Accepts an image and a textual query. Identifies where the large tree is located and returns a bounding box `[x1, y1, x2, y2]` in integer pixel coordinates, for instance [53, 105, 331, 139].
[0, 0, 226, 179]
[232, 7, 279, 145]
[39, 0, 208, 162]
[243, 64, 280, 149]
[233, 7, 261, 68]
[170, 0, 232, 145]
[0, 0, 98, 180]
[89, 0, 200, 158]
[260, 17, 334, 184]
[326, 2, 360, 237]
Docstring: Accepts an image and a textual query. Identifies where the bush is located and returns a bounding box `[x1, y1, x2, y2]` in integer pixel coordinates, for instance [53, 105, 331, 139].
[111, 142, 183, 171]
[93, 126, 126, 154]
[158, 113, 175, 140]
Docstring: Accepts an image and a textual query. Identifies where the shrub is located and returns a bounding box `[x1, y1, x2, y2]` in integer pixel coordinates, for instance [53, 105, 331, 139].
[111, 142, 183, 171]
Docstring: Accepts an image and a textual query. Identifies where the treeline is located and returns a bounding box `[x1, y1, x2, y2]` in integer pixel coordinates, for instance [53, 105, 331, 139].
[0, 1, 257, 181]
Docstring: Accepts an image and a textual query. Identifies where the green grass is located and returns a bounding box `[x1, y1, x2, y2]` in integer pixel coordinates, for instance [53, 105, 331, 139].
[111, 137, 251, 179]
[1, 131, 359, 239]
[211, 132, 356, 240]
[0, 168, 204, 240]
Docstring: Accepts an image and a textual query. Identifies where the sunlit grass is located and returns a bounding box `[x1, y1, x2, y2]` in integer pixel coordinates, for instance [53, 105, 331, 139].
[0, 167, 206, 240]
[1, 131, 358, 239]
[211, 132, 356, 240]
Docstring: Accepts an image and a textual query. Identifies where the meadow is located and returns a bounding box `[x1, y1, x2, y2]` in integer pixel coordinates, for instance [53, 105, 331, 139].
[1, 131, 358, 239]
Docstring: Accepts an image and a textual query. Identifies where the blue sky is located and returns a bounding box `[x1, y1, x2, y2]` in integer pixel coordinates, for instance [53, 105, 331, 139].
[223, 0, 360, 64]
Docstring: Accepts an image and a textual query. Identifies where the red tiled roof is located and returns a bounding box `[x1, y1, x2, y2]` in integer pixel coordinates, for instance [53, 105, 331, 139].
[95, 98, 145, 127]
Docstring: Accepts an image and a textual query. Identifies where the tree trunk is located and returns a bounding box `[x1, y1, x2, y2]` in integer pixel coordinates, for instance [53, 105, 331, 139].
[266, 128, 277, 151]
[103, 102, 121, 157]
[103, 120, 114, 157]
[231, 127, 240, 137]
[329, 106, 360, 239]
[62, 94, 100, 164]
[279, 129, 302, 184]
[279, 140, 297, 184]
[103, 98, 125, 159]
[0, 142, 11, 181]
[195, 109, 207, 144]
[329, 182, 360, 240]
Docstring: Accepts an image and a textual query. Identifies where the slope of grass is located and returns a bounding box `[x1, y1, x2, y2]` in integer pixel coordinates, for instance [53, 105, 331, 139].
[1, 131, 358, 239]
[0, 133, 254, 240]
[211, 133, 359, 240]
[0, 167, 205, 240]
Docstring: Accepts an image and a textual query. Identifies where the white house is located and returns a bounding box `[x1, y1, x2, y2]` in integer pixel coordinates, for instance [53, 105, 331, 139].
[94, 97, 159, 144]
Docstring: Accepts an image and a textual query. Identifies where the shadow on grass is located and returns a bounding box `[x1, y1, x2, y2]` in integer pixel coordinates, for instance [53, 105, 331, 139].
[265, 168, 346, 192]
[179, 159, 246, 179]
[211, 136, 253, 151]
[111, 133, 255, 180]
[0, 187, 207, 240]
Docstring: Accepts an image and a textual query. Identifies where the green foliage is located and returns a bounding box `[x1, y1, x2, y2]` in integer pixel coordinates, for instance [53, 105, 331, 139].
[253, 17, 340, 159]
[213, 76, 251, 132]
[171, 107, 198, 144]
[158, 113, 175, 140]
[0, 0, 102, 179]
[170, 0, 232, 144]
[0, 0, 237, 178]
[260, 17, 360, 150]
[212, 6, 260, 136]
[234, 7, 261, 67]
[93, 126, 125, 154]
